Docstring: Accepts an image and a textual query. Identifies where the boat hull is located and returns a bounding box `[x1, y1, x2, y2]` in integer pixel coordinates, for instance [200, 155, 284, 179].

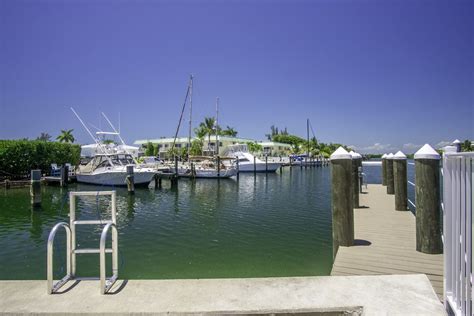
[237, 162, 281, 173]
[76, 170, 156, 186]
[179, 168, 237, 178]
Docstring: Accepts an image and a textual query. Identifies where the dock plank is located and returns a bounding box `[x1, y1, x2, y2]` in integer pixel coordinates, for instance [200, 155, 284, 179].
[331, 184, 444, 300]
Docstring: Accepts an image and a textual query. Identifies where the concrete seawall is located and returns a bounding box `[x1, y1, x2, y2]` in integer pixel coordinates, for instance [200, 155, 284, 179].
[0, 275, 444, 315]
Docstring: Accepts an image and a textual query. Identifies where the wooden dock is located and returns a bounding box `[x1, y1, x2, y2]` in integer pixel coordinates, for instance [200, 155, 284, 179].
[331, 184, 444, 300]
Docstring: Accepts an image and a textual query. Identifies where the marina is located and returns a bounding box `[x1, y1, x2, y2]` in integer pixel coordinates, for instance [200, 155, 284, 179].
[1, 0, 472, 314]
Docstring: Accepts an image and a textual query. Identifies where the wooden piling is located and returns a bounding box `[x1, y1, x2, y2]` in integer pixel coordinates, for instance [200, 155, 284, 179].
[350, 151, 362, 208]
[236, 158, 240, 180]
[386, 153, 395, 194]
[381, 154, 387, 186]
[253, 156, 256, 174]
[265, 156, 268, 173]
[414, 144, 442, 254]
[126, 165, 135, 194]
[30, 170, 41, 207]
[217, 156, 221, 177]
[60, 165, 68, 187]
[174, 156, 178, 176]
[393, 151, 408, 211]
[330, 147, 354, 258]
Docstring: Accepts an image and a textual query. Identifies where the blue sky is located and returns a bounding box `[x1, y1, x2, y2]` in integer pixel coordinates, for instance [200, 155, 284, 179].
[1, 0, 473, 153]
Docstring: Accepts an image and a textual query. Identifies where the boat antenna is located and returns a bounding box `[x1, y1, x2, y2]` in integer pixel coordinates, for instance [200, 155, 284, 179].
[170, 77, 191, 156]
[101, 112, 139, 164]
[215, 97, 219, 156]
[187, 74, 193, 157]
[307, 118, 310, 158]
[70, 107, 107, 154]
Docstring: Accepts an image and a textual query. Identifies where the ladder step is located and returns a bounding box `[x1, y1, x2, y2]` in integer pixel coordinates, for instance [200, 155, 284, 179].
[73, 220, 113, 225]
[74, 248, 113, 254]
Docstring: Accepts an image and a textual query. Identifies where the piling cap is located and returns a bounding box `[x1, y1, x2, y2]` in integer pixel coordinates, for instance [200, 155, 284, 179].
[350, 151, 362, 159]
[386, 153, 394, 159]
[381, 154, 387, 159]
[452, 139, 461, 144]
[330, 147, 351, 160]
[392, 151, 407, 160]
[414, 144, 440, 160]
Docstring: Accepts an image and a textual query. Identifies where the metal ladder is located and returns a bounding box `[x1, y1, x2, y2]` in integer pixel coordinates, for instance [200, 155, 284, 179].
[47, 191, 119, 294]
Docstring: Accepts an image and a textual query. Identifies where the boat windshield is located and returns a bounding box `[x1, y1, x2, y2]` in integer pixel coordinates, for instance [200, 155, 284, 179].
[224, 144, 249, 155]
[110, 154, 135, 166]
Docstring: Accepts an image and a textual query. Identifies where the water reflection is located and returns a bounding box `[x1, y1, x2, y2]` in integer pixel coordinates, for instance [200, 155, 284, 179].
[1, 167, 333, 280]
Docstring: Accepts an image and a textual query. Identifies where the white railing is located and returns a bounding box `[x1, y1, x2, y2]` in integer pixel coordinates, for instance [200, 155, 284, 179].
[443, 152, 473, 316]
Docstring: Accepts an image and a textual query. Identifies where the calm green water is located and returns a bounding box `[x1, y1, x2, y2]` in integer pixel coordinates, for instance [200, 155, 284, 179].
[0, 167, 334, 280]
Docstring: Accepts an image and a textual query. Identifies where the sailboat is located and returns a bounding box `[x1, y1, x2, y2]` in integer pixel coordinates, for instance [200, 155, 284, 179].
[172, 77, 237, 178]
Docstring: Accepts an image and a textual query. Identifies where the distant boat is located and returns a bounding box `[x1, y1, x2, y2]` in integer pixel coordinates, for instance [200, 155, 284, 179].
[178, 156, 237, 178]
[224, 144, 281, 172]
[76, 153, 156, 186]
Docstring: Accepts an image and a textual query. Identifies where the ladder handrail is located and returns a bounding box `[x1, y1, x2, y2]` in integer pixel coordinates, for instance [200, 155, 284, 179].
[100, 222, 118, 294]
[47, 191, 119, 295]
[47, 222, 72, 294]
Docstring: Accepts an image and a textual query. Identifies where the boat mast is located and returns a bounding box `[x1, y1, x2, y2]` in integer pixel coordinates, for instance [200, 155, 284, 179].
[307, 118, 310, 158]
[215, 97, 219, 156]
[170, 78, 191, 155]
[187, 75, 193, 157]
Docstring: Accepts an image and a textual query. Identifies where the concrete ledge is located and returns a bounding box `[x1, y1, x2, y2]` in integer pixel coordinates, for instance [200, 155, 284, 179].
[0, 275, 445, 315]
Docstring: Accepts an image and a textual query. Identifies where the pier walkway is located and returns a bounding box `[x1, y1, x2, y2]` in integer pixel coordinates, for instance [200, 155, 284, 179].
[331, 184, 444, 299]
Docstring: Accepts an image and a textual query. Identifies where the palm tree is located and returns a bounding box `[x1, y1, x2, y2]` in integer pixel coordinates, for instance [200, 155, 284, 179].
[221, 126, 238, 137]
[37, 132, 52, 142]
[56, 129, 75, 143]
[197, 117, 216, 151]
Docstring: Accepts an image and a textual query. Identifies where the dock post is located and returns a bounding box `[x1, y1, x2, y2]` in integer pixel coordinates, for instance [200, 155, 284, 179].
[386, 153, 395, 194]
[265, 156, 268, 173]
[253, 156, 256, 174]
[350, 151, 362, 208]
[330, 147, 354, 258]
[191, 162, 196, 179]
[154, 174, 159, 189]
[217, 156, 221, 177]
[174, 156, 178, 176]
[393, 151, 408, 211]
[381, 154, 387, 186]
[5, 179, 10, 189]
[60, 165, 68, 187]
[126, 165, 135, 194]
[414, 144, 442, 254]
[30, 170, 41, 207]
[452, 139, 461, 152]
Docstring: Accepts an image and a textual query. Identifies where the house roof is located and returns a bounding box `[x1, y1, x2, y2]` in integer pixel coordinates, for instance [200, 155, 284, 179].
[134, 136, 255, 145]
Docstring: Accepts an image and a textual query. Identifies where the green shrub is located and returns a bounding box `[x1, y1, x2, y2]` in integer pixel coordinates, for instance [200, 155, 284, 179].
[0, 140, 80, 178]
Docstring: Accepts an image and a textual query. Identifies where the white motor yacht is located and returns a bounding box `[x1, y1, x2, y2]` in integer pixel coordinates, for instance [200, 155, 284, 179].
[77, 153, 156, 186]
[178, 156, 237, 178]
[223, 144, 281, 172]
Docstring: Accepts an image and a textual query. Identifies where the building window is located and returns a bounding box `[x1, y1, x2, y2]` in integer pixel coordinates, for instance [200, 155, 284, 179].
[219, 142, 223, 146]
[176, 144, 181, 148]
